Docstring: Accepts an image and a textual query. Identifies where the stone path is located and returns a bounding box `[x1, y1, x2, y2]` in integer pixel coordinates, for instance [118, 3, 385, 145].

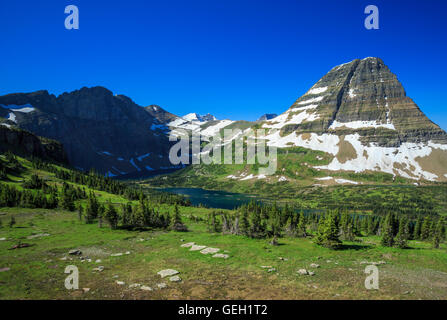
[180, 242, 230, 259]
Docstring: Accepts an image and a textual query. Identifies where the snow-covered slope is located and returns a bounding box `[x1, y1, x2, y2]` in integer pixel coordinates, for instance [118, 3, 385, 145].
[259, 57, 447, 182]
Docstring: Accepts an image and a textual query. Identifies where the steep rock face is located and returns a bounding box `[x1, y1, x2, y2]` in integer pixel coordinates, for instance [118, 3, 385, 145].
[0, 126, 68, 163]
[261, 57, 447, 181]
[0, 87, 174, 176]
[257, 114, 278, 121]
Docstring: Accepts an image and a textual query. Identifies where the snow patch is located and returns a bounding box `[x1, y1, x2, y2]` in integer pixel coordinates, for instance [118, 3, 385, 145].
[129, 158, 141, 171]
[307, 86, 328, 95]
[137, 153, 151, 161]
[329, 120, 395, 130]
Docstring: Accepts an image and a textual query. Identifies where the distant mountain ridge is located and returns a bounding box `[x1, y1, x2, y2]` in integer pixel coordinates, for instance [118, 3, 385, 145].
[0, 87, 175, 177]
[1, 57, 446, 182]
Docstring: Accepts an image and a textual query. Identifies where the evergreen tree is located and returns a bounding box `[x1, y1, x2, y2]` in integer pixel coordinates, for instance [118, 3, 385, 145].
[85, 192, 99, 224]
[413, 217, 422, 240]
[315, 212, 342, 249]
[432, 218, 445, 249]
[296, 210, 307, 238]
[171, 204, 187, 231]
[395, 217, 409, 249]
[77, 203, 83, 221]
[104, 201, 119, 229]
[421, 216, 432, 241]
[381, 213, 395, 247]
[240, 208, 250, 236]
[9, 215, 16, 228]
[339, 212, 355, 241]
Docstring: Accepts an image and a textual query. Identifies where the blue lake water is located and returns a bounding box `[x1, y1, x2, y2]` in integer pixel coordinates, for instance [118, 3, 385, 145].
[160, 187, 268, 210]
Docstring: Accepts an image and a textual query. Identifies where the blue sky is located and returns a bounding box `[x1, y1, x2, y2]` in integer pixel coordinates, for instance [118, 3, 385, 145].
[0, 0, 446, 129]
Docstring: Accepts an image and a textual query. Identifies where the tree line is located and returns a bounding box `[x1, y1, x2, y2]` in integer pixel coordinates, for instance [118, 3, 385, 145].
[206, 202, 447, 250]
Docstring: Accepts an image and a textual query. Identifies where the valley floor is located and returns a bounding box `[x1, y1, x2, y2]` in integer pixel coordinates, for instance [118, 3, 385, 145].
[1, 207, 446, 300]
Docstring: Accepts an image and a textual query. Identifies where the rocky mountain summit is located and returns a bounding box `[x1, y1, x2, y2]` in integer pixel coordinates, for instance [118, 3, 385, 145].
[0, 87, 174, 176]
[261, 57, 447, 181]
[258, 114, 278, 121]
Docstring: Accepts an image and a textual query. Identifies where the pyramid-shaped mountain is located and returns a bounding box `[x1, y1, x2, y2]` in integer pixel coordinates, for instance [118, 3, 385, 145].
[262, 57, 447, 181]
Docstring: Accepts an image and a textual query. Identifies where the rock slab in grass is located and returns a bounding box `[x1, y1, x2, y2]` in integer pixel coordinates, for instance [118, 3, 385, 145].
[169, 275, 182, 282]
[212, 253, 229, 259]
[0, 238, 6, 241]
[157, 283, 167, 289]
[141, 286, 153, 291]
[310, 263, 320, 268]
[93, 266, 104, 272]
[200, 247, 220, 255]
[189, 245, 207, 251]
[27, 233, 50, 240]
[180, 242, 195, 248]
[111, 253, 123, 257]
[298, 269, 308, 275]
[157, 269, 179, 278]
[116, 281, 125, 285]
[68, 249, 82, 255]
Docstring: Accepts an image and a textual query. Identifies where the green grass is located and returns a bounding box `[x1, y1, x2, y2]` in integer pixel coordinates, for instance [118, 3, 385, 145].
[1, 208, 446, 300]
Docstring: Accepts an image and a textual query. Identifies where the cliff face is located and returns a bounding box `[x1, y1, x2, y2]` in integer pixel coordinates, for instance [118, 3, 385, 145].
[0, 87, 175, 176]
[261, 57, 447, 181]
[0, 126, 68, 164]
[278, 57, 447, 146]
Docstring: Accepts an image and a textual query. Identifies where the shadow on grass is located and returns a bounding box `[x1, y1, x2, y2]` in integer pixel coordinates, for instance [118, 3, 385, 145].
[339, 243, 373, 250]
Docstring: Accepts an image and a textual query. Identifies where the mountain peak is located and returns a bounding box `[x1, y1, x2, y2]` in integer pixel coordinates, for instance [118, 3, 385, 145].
[182, 113, 217, 122]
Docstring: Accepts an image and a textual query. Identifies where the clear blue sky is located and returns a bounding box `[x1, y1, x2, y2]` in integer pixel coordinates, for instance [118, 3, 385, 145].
[0, 0, 446, 130]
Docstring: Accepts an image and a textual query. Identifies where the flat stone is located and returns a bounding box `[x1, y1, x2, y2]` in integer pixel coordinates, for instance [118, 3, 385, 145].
[95, 259, 102, 263]
[212, 253, 229, 259]
[141, 286, 153, 291]
[261, 266, 273, 269]
[181, 242, 195, 248]
[169, 275, 182, 282]
[60, 257, 68, 261]
[157, 269, 179, 278]
[310, 263, 320, 268]
[116, 281, 125, 285]
[68, 249, 82, 255]
[111, 253, 123, 257]
[0, 238, 6, 241]
[129, 283, 141, 288]
[93, 266, 104, 272]
[267, 268, 276, 272]
[27, 233, 50, 239]
[298, 269, 308, 275]
[157, 282, 167, 289]
[0, 267, 10, 272]
[125, 251, 131, 255]
[200, 247, 220, 255]
[308, 271, 315, 276]
[83, 288, 90, 293]
[189, 245, 207, 251]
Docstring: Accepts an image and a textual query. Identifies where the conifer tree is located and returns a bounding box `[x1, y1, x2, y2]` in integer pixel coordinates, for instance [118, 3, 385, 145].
[171, 204, 187, 231]
[240, 208, 250, 236]
[315, 212, 342, 249]
[421, 216, 432, 241]
[296, 210, 307, 238]
[104, 201, 118, 229]
[381, 213, 395, 247]
[77, 203, 83, 221]
[432, 218, 445, 249]
[413, 217, 422, 240]
[395, 217, 409, 249]
[9, 215, 16, 228]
